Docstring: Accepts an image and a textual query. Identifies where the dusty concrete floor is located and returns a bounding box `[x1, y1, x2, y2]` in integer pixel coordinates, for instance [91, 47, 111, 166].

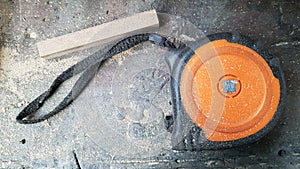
[0, 0, 299, 168]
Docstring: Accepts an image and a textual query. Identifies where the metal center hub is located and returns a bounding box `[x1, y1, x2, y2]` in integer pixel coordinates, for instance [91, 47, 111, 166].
[218, 74, 241, 98]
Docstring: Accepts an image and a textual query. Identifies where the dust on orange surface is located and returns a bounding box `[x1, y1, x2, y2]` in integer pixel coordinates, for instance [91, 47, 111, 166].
[180, 39, 280, 142]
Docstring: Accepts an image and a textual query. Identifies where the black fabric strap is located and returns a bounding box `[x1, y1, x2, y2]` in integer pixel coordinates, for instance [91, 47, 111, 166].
[16, 33, 182, 124]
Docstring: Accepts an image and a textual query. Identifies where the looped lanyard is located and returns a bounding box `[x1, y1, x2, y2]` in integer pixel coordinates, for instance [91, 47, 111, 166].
[16, 33, 184, 124]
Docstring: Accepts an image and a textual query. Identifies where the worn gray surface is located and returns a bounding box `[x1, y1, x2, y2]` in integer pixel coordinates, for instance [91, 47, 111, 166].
[0, 0, 299, 168]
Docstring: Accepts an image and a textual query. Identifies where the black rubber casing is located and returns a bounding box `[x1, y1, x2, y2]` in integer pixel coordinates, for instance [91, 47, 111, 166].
[165, 32, 286, 151]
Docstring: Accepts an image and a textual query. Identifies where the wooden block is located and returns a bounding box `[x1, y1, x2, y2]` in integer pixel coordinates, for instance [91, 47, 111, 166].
[37, 10, 159, 59]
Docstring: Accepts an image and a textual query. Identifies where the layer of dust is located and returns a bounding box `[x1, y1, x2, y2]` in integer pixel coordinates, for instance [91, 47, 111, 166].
[0, 0, 299, 168]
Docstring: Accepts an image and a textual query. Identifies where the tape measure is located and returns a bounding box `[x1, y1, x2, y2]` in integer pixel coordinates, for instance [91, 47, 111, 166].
[167, 32, 285, 150]
[16, 33, 285, 150]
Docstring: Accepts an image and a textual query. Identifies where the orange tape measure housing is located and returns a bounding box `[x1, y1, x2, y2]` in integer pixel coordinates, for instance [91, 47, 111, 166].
[180, 39, 280, 142]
